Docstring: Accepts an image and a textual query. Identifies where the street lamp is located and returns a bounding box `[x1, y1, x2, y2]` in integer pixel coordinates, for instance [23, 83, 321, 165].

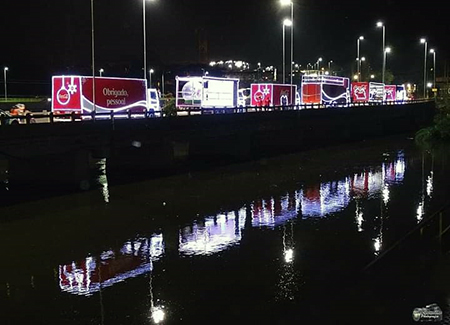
[280, 0, 294, 85]
[91, 0, 96, 112]
[99, 68, 104, 77]
[370, 74, 375, 80]
[377, 21, 386, 83]
[3, 67, 8, 101]
[384, 47, 391, 83]
[317, 57, 323, 71]
[143, 0, 156, 83]
[328, 60, 333, 74]
[257, 62, 262, 81]
[360, 57, 366, 81]
[430, 49, 436, 90]
[149, 69, 154, 88]
[420, 38, 428, 98]
[357, 36, 364, 81]
[282, 18, 292, 84]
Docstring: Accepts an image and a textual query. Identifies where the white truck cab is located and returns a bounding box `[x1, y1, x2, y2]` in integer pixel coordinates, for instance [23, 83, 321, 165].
[147, 88, 161, 114]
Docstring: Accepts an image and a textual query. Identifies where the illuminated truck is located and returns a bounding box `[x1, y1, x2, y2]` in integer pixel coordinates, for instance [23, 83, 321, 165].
[52, 75, 150, 117]
[351, 82, 385, 103]
[250, 83, 297, 107]
[175, 76, 239, 109]
[301, 75, 351, 106]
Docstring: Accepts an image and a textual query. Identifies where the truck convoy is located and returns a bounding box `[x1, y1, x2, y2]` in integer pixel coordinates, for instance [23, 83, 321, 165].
[50, 74, 408, 119]
[351, 82, 407, 103]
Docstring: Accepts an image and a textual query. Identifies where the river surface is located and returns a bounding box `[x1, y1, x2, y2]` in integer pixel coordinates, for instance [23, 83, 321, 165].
[1, 135, 450, 324]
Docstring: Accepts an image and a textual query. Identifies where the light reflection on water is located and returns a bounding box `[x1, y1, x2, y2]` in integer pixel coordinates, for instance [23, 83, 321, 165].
[59, 235, 164, 296]
[58, 151, 413, 298]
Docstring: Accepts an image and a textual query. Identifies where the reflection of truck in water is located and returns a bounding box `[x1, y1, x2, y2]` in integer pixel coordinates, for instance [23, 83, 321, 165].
[175, 76, 239, 110]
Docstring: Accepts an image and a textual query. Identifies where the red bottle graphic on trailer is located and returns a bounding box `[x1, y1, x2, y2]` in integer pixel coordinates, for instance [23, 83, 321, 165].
[251, 84, 297, 107]
[52, 76, 148, 115]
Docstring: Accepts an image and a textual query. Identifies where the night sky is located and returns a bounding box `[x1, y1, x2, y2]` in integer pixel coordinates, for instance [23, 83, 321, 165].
[1, 0, 448, 95]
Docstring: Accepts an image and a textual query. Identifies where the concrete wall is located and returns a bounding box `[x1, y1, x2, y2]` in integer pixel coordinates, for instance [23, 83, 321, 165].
[0, 102, 435, 189]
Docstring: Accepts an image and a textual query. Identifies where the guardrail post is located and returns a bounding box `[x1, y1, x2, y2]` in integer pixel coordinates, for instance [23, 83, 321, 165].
[0, 115, 6, 126]
[49, 112, 54, 124]
[71, 111, 76, 122]
[26, 113, 32, 125]
[91, 110, 96, 121]
[127, 109, 132, 119]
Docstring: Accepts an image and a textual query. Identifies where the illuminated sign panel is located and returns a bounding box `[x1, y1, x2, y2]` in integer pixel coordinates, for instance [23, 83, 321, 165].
[202, 78, 238, 108]
[175, 76, 239, 108]
[369, 82, 385, 102]
[352, 82, 370, 102]
[52, 76, 148, 115]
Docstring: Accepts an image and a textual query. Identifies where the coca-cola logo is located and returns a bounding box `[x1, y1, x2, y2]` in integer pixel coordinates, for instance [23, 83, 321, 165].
[57, 88, 70, 105]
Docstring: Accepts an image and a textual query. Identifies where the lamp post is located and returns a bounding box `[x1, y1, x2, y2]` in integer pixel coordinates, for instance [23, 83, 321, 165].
[91, 0, 96, 113]
[149, 69, 154, 88]
[99, 68, 104, 77]
[360, 57, 366, 81]
[328, 60, 333, 74]
[3, 67, 8, 101]
[282, 18, 292, 84]
[280, 0, 294, 85]
[377, 22, 386, 83]
[357, 36, 364, 82]
[258, 62, 261, 81]
[143, 0, 156, 83]
[384, 47, 391, 83]
[420, 38, 428, 98]
[430, 49, 436, 90]
[316, 57, 323, 72]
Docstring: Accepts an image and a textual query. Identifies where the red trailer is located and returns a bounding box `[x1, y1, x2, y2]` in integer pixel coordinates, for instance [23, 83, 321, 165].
[250, 83, 297, 107]
[52, 75, 148, 116]
[301, 75, 350, 106]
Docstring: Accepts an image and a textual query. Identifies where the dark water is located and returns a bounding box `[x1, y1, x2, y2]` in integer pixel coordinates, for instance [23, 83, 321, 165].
[1, 136, 450, 324]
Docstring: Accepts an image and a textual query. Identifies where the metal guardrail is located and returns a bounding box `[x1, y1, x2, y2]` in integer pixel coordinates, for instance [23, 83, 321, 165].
[364, 202, 450, 271]
[0, 99, 434, 127]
